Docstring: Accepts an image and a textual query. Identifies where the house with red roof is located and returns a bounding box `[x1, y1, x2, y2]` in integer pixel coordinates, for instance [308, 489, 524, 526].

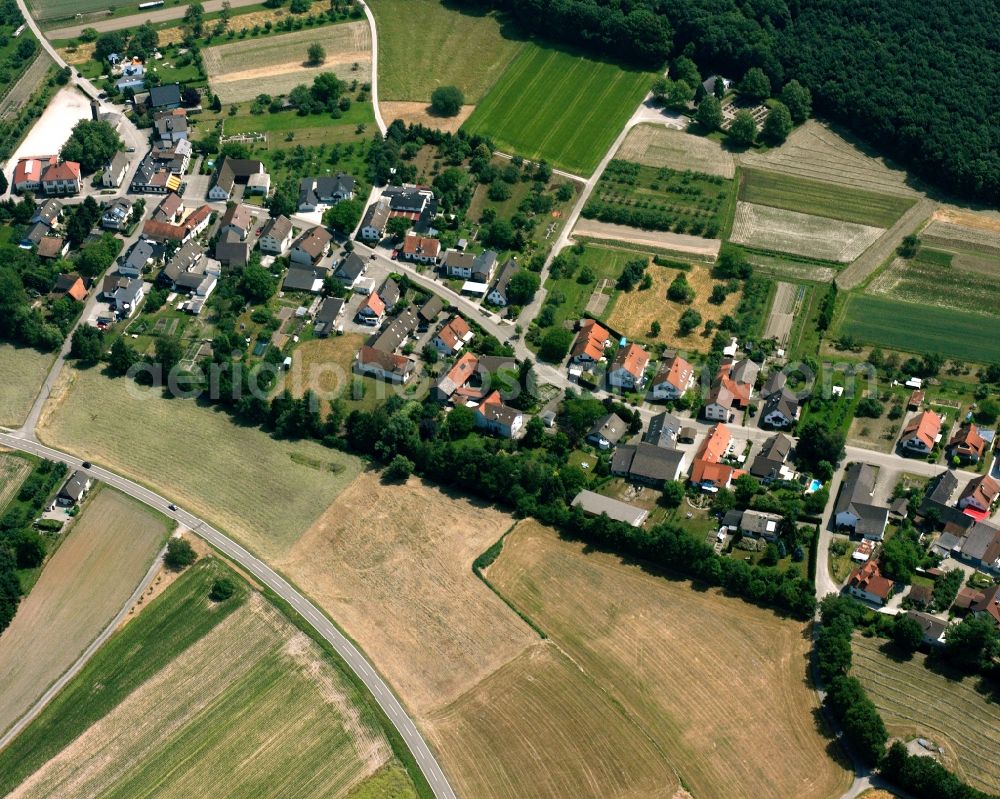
[474, 390, 524, 439]
[40, 160, 82, 196]
[355, 292, 386, 327]
[13, 155, 57, 193]
[704, 358, 756, 422]
[51, 273, 87, 302]
[432, 315, 473, 355]
[354, 345, 413, 384]
[970, 585, 1000, 629]
[689, 424, 741, 488]
[571, 319, 610, 366]
[958, 475, 1000, 515]
[434, 351, 481, 403]
[400, 233, 440, 265]
[899, 410, 942, 455]
[947, 423, 986, 463]
[607, 343, 649, 391]
[846, 560, 893, 605]
[651, 354, 693, 400]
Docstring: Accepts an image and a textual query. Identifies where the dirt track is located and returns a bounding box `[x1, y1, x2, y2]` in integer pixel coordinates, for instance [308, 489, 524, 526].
[574, 218, 722, 258]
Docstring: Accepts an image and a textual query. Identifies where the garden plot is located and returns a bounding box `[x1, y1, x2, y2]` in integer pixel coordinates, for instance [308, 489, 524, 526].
[921, 218, 1000, 259]
[867, 249, 1000, 317]
[616, 124, 735, 178]
[0, 453, 32, 511]
[203, 23, 372, 103]
[763, 281, 798, 346]
[730, 201, 884, 262]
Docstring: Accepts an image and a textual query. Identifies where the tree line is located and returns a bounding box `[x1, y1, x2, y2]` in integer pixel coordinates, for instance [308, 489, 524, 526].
[452, 0, 1000, 204]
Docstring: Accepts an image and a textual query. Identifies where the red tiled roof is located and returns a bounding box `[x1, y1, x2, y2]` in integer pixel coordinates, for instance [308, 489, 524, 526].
[971, 585, 1000, 627]
[902, 411, 942, 450]
[13, 155, 56, 185]
[948, 423, 985, 458]
[571, 319, 609, 361]
[653, 355, 693, 392]
[41, 161, 81, 182]
[848, 560, 892, 600]
[696, 423, 731, 463]
[690, 461, 737, 486]
[402, 233, 440, 257]
[361, 292, 385, 316]
[960, 475, 1000, 510]
[611, 343, 649, 379]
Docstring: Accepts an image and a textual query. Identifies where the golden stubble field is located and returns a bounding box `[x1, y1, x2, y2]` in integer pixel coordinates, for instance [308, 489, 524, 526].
[0, 488, 167, 737]
[617, 124, 736, 178]
[37, 366, 361, 560]
[8, 592, 396, 799]
[484, 521, 852, 799]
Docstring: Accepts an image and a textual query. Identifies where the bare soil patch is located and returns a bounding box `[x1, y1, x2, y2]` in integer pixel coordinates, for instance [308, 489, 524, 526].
[486, 521, 852, 799]
[275, 472, 532, 716]
[379, 101, 475, 134]
[0, 489, 166, 738]
[617, 124, 735, 178]
[574, 217, 721, 258]
[763, 280, 797, 345]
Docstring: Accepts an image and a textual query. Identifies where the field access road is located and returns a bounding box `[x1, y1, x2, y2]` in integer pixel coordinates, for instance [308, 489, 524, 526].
[358, 1, 387, 136]
[43, 0, 262, 39]
[0, 544, 166, 751]
[0, 431, 458, 799]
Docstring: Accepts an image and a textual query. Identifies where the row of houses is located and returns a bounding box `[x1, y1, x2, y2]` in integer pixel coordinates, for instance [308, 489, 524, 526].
[13, 156, 82, 196]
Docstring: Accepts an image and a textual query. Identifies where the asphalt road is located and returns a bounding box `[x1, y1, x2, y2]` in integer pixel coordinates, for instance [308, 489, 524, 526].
[0, 432, 458, 799]
[43, 0, 262, 39]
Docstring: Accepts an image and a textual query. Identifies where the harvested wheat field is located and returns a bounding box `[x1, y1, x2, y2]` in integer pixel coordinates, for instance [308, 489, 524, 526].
[922, 218, 1000, 258]
[0, 452, 32, 511]
[426, 642, 681, 799]
[852, 635, 1000, 794]
[617, 124, 735, 178]
[2, 563, 409, 799]
[575, 218, 721, 259]
[274, 332, 365, 410]
[38, 366, 361, 560]
[731, 201, 884, 262]
[485, 521, 852, 799]
[204, 22, 372, 103]
[0, 488, 167, 738]
[276, 472, 533, 715]
[380, 101, 475, 134]
[0, 344, 53, 428]
[605, 259, 739, 352]
[739, 120, 919, 197]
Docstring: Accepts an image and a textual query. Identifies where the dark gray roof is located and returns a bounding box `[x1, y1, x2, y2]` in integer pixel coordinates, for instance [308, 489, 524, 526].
[612, 443, 685, 483]
[149, 83, 182, 108]
[835, 462, 877, 518]
[588, 413, 628, 445]
[488, 258, 519, 297]
[370, 308, 417, 353]
[418, 294, 443, 322]
[472, 250, 498, 281]
[335, 252, 366, 282]
[315, 297, 344, 325]
[123, 239, 155, 273]
[905, 610, 948, 642]
[962, 522, 1000, 561]
[58, 470, 89, 501]
[763, 388, 798, 421]
[378, 278, 400, 307]
[730, 358, 759, 386]
[924, 470, 959, 507]
[749, 433, 791, 478]
[643, 411, 681, 448]
[761, 370, 787, 398]
[31, 198, 62, 226]
[282, 266, 326, 292]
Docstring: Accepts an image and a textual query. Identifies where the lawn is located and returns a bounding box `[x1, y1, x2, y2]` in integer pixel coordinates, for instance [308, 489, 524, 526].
[731, 201, 884, 263]
[539, 243, 638, 332]
[838, 294, 1000, 363]
[0, 344, 53, 428]
[37, 367, 362, 560]
[275, 333, 389, 413]
[0, 452, 32, 512]
[0, 558, 417, 799]
[203, 21, 372, 103]
[463, 45, 656, 175]
[369, 0, 524, 103]
[485, 521, 851, 799]
[617, 124, 735, 178]
[739, 169, 915, 228]
[0, 488, 167, 739]
[585, 159, 734, 239]
[851, 634, 1000, 794]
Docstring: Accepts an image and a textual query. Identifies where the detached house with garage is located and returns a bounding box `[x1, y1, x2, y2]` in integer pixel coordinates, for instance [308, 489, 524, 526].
[947, 423, 986, 464]
[56, 470, 92, 508]
[704, 358, 756, 422]
[400, 233, 441, 265]
[432, 315, 474, 355]
[571, 319, 610, 366]
[587, 413, 628, 450]
[356, 292, 386, 326]
[474, 391, 524, 439]
[650, 354, 693, 401]
[607, 343, 649, 391]
[298, 173, 355, 211]
[899, 410, 942, 455]
[834, 463, 889, 540]
[958, 475, 1000, 515]
[762, 388, 800, 429]
[846, 560, 893, 606]
[486, 259, 519, 306]
[290, 226, 332, 266]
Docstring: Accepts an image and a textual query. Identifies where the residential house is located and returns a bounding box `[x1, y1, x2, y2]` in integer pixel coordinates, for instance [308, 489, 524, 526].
[417, 295, 443, 331]
[282, 265, 328, 294]
[151, 192, 183, 223]
[40, 160, 82, 196]
[151, 138, 192, 175]
[356, 292, 386, 326]
[333, 252, 367, 288]
[740, 509, 783, 542]
[749, 432, 793, 481]
[142, 204, 211, 244]
[219, 204, 254, 241]
[704, 358, 756, 422]
[918, 469, 959, 522]
[382, 185, 437, 231]
[101, 198, 132, 231]
[13, 155, 57, 192]
[899, 410, 942, 455]
[760, 370, 787, 400]
[108, 276, 144, 319]
[31, 198, 62, 228]
[572, 490, 648, 527]
[355, 344, 414, 384]
[154, 109, 188, 144]
[834, 462, 889, 540]
[147, 83, 182, 110]
[434, 352, 481, 402]
[958, 521, 1000, 572]
[290, 226, 332, 266]
[119, 239, 155, 278]
[906, 584, 933, 609]
[360, 199, 390, 240]
[611, 443, 687, 487]
[958, 475, 1000, 514]
[474, 390, 524, 439]
[571, 319, 610, 366]
[378, 278, 400, 312]
[846, 560, 893, 606]
[130, 152, 181, 194]
[208, 157, 268, 201]
[970, 585, 1000, 629]
[101, 151, 130, 188]
[650, 354, 693, 401]
[704, 383, 737, 423]
[313, 297, 345, 337]
[587, 413, 628, 450]
[761, 388, 800, 429]
[486, 259, 519, 306]
[37, 236, 68, 260]
[20, 221, 49, 247]
[689, 423, 739, 489]
[948, 423, 986, 463]
[214, 230, 250, 267]
[52, 273, 87, 302]
[56, 470, 92, 507]
[160, 240, 220, 300]
[643, 411, 682, 449]
[259, 215, 293, 254]
[116, 60, 145, 91]
[442, 250, 499, 283]
[432, 315, 474, 355]
[905, 611, 948, 646]
[298, 173, 355, 211]
[607, 343, 649, 391]
[400, 233, 441, 265]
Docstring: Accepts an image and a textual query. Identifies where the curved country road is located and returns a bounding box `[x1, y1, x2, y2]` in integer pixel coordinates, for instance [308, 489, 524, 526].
[0, 432, 458, 799]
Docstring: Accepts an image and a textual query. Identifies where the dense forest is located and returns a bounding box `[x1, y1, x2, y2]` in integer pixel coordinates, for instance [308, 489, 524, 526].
[456, 0, 1000, 204]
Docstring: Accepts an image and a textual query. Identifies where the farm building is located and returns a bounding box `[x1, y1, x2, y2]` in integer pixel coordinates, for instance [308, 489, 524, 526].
[572, 490, 648, 527]
[208, 157, 269, 201]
